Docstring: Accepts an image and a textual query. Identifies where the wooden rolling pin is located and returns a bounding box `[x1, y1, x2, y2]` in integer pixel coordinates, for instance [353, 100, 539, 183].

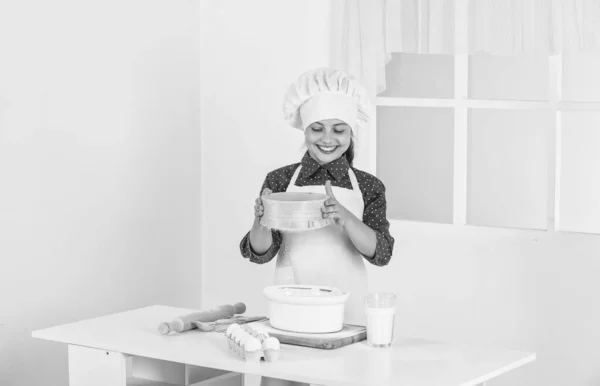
[158, 302, 246, 335]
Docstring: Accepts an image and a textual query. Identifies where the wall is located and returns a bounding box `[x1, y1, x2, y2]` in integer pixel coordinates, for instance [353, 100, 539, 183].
[0, 1, 202, 385]
[367, 221, 600, 386]
[199, 3, 600, 386]
[198, 0, 332, 312]
[198, 3, 331, 384]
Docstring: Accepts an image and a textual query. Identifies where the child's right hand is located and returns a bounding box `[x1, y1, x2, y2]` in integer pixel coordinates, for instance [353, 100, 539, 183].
[254, 188, 272, 218]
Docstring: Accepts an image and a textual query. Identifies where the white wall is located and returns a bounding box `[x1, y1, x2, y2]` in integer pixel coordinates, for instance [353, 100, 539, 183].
[0, 2, 202, 385]
[199, 3, 600, 386]
[367, 222, 600, 386]
[198, 4, 331, 384]
[198, 0, 332, 311]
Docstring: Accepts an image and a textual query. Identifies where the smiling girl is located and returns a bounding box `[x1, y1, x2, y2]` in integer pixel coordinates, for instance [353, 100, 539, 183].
[240, 67, 395, 341]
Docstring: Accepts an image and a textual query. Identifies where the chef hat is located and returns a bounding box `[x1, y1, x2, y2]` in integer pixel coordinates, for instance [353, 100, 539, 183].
[283, 68, 371, 135]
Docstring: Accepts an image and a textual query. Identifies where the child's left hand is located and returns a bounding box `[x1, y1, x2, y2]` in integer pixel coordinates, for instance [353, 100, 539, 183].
[322, 180, 352, 227]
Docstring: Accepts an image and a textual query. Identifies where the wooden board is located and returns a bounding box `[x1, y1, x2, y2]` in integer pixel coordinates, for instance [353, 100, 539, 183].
[247, 319, 366, 350]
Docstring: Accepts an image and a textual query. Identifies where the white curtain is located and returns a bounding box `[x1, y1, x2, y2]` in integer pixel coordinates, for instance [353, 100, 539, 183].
[335, 0, 600, 97]
[332, 0, 391, 97]
[470, 0, 600, 55]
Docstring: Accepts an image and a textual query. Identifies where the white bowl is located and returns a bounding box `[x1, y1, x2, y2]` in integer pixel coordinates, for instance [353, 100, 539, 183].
[263, 285, 349, 333]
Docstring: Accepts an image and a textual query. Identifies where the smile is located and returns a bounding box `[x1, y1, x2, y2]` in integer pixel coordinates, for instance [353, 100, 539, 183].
[316, 145, 338, 154]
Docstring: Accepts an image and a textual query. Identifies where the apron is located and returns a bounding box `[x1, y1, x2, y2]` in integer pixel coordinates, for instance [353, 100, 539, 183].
[274, 165, 368, 326]
[261, 165, 369, 386]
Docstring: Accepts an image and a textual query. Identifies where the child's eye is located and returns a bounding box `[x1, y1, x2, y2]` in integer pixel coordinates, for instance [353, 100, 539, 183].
[311, 126, 324, 132]
[334, 126, 348, 134]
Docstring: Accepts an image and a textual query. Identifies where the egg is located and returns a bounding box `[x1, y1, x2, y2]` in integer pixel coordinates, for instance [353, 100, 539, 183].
[226, 323, 241, 337]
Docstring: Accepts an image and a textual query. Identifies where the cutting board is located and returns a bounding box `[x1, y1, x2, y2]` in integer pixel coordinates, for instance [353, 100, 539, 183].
[247, 319, 366, 350]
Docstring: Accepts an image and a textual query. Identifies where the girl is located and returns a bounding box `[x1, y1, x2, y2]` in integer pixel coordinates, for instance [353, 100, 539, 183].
[239, 67, 395, 386]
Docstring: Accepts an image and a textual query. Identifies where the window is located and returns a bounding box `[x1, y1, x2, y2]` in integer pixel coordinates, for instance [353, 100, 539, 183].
[375, 11, 600, 234]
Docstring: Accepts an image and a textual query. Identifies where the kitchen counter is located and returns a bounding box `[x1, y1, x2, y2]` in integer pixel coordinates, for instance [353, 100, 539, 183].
[32, 305, 535, 386]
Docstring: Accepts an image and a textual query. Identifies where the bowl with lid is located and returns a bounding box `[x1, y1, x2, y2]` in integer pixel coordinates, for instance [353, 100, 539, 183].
[263, 285, 349, 333]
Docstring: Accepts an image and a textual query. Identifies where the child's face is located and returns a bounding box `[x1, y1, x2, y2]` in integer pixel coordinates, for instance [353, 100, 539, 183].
[304, 119, 352, 165]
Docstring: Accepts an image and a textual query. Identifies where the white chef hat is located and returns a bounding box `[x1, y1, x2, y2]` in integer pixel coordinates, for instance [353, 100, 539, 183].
[282, 68, 371, 135]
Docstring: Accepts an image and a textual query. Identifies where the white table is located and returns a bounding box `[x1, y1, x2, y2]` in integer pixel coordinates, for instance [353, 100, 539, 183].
[32, 305, 535, 386]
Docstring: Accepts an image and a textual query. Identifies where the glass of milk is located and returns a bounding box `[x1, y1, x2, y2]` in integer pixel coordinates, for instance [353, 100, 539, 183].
[364, 293, 396, 348]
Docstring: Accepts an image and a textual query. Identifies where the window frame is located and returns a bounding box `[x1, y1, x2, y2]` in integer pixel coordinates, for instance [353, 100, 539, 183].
[373, 0, 600, 234]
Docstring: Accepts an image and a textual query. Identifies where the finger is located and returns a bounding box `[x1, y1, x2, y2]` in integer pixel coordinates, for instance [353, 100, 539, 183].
[255, 197, 262, 205]
[324, 180, 335, 199]
[322, 205, 337, 215]
[262, 188, 272, 196]
[322, 204, 337, 214]
[324, 197, 337, 206]
[322, 211, 338, 219]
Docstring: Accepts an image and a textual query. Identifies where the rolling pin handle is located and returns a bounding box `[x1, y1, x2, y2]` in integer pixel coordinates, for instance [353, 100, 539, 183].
[233, 302, 246, 314]
[158, 322, 172, 335]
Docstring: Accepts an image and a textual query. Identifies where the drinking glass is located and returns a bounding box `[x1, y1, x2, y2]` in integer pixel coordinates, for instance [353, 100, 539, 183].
[364, 293, 396, 348]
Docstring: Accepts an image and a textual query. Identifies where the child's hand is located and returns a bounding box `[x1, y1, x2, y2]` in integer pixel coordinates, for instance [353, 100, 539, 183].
[322, 180, 352, 227]
[254, 188, 272, 218]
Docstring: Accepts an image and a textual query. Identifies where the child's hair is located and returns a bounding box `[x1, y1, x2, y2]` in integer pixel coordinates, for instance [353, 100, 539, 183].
[344, 139, 355, 166]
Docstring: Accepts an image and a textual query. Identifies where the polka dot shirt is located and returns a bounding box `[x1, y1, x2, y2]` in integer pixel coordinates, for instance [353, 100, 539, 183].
[239, 152, 395, 267]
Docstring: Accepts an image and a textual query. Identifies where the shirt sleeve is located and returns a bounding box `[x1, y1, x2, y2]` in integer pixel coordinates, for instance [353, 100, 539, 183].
[239, 173, 284, 264]
[360, 179, 395, 267]
[239, 229, 282, 264]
